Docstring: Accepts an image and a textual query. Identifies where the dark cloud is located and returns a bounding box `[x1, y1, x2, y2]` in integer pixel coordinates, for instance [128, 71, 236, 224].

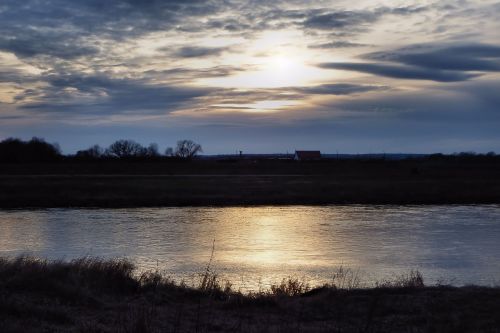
[206, 18, 254, 32]
[303, 10, 379, 30]
[0, 69, 38, 84]
[0, 1, 434, 61]
[319, 43, 500, 82]
[201, 4, 428, 35]
[170, 46, 228, 58]
[20, 74, 212, 116]
[387, 6, 428, 15]
[301, 6, 428, 31]
[290, 83, 387, 95]
[322, 80, 500, 123]
[365, 43, 500, 71]
[308, 41, 368, 49]
[0, 34, 99, 60]
[144, 65, 250, 80]
[318, 62, 480, 82]
[0, 0, 221, 59]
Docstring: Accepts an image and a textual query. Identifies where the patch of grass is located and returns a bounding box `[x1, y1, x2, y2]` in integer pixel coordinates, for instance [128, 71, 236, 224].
[1, 256, 500, 332]
[270, 277, 311, 296]
[329, 265, 362, 290]
[376, 270, 425, 289]
[2, 157, 500, 208]
[0, 256, 139, 299]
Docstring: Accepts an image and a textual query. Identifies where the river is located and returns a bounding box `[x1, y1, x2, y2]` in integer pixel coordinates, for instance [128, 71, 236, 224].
[1, 205, 499, 290]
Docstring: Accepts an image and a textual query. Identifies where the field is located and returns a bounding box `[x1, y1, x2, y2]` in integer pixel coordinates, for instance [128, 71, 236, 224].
[1, 256, 500, 333]
[0, 158, 499, 207]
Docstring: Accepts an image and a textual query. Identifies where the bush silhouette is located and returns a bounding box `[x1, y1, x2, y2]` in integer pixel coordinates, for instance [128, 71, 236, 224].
[0, 137, 61, 162]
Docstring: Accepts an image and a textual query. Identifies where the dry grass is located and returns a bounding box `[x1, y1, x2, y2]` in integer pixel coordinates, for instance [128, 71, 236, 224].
[1, 256, 500, 332]
[376, 270, 425, 289]
[1, 161, 500, 208]
[269, 277, 311, 296]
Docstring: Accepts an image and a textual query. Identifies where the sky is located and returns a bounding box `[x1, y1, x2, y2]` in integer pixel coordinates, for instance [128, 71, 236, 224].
[1, 0, 500, 154]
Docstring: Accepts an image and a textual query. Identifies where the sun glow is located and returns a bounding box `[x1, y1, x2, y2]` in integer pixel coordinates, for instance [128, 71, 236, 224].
[200, 52, 328, 89]
[269, 55, 295, 71]
[194, 29, 334, 90]
[186, 30, 351, 113]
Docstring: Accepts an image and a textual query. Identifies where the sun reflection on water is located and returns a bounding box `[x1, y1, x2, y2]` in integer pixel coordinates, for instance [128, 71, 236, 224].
[1, 206, 500, 291]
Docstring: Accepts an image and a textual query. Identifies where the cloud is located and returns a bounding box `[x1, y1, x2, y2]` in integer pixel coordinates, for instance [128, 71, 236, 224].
[0, 1, 434, 63]
[302, 10, 379, 30]
[318, 62, 480, 82]
[319, 43, 500, 82]
[200, 83, 385, 107]
[308, 41, 368, 49]
[301, 5, 428, 31]
[0, 68, 38, 84]
[309, 79, 500, 122]
[169, 46, 228, 58]
[0, 0, 222, 60]
[144, 65, 250, 80]
[0, 33, 99, 60]
[290, 83, 387, 95]
[19, 74, 213, 116]
[365, 43, 500, 72]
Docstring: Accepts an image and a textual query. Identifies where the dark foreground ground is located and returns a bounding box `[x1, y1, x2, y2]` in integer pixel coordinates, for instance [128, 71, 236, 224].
[1, 158, 500, 207]
[0, 257, 499, 332]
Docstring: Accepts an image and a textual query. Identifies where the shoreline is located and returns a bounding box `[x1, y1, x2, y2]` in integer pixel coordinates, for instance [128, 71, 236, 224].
[2, 202, 500, 209]
[1, 173, 499, 208]
[1, 256, 499, 332]
[3, 201, 500, 208]
[2, 159, 500, 207]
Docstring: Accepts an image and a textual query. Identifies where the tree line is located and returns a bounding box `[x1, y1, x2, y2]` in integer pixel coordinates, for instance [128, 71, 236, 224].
[0, 137, 203, 162]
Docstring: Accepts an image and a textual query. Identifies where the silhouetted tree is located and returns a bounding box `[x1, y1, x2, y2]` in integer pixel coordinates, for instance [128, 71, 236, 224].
[164, 147, 174, 157]
[144, 143, 160, 158]
[173, 139, 203, 158]
[0, 137, 61, 162]
[75, 144, 103, 159]
[0, 138, 24, 162]
[105, 140, 145, 158]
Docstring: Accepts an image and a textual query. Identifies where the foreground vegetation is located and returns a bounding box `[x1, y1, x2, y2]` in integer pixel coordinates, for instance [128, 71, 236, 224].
[1, 257, 499, 332]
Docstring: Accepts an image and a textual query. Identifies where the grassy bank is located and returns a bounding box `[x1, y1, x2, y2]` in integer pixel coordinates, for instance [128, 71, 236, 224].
[1, 159, 500, 207]
[0, 174, 499, 207]
[1, 257, 499, 332]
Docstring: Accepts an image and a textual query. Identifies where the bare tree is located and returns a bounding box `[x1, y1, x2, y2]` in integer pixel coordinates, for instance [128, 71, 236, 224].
[144, 143, 160, 157]
[76, 144, 103, 159]
[164, 147, 174, 157]
[105, 139, 145, 158]
[174, 139, 203, 158]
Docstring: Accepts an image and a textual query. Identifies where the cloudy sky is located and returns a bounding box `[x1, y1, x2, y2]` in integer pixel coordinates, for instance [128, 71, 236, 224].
[1, 0, 500, 154]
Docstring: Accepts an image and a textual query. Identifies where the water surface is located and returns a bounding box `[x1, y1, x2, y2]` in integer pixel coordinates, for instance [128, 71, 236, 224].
[1, 205, 499, 290]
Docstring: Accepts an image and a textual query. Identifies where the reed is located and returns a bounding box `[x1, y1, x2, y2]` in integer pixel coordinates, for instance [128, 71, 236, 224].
[1, 256, 499, 332]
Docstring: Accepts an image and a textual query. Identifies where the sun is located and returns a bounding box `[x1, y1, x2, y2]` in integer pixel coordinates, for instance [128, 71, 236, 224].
[199, 52, 327, 89]
[269, 55, 295, 71]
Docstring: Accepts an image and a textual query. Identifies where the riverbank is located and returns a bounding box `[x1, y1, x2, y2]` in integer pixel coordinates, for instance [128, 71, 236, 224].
[0, 174, 499, 207]
[1, 159, 499, 207]
[0, 257, 499, 332]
